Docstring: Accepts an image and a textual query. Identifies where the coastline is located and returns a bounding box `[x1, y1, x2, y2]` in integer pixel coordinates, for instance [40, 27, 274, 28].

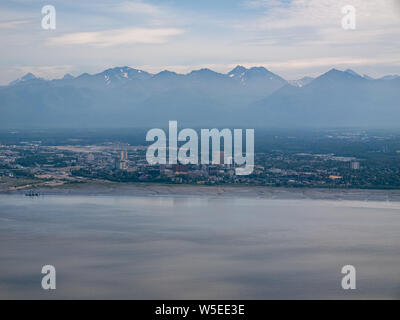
[3, 181, 400, 202]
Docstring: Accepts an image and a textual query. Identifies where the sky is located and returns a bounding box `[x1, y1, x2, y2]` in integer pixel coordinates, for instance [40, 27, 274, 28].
[0, 0, 399, 84]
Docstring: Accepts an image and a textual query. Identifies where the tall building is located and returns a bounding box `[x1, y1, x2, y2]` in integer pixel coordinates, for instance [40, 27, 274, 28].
[212, 151, 225, 165]
[116, 151, 128, 170]
[118, 160, 128, 170]
[120, 151, 128, 161]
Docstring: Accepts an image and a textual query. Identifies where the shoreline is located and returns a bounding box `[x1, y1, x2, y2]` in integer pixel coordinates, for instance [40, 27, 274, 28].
[3, 181, 400, 202]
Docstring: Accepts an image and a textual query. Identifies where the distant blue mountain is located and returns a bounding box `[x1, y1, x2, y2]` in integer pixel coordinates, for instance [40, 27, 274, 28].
[0, 66, 399, 128]
[250, 68, 400, 127]
[379, 75, 400, 80]
[344, 69, 363, 78]
[227, 65, 287, 94]
[8, 73, 43, 86]
[288, 76, 314, 87]
[61, 73, 74, 80]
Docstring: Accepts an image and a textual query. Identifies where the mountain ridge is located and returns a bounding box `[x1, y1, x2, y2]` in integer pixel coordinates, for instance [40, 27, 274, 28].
[1, 66, 399, 128]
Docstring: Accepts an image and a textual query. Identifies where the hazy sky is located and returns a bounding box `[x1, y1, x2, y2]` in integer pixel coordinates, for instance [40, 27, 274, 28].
[1, 0, 399, 84]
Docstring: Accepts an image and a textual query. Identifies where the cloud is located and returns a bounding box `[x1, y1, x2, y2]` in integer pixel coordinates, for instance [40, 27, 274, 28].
[252, 56, 400, 70]
[47, 27, 184, 47]
[0, 19, 31, 29]
[110, 0, 183, 27]
[115, 0, 163, 15]
[237, 0, 400, 46]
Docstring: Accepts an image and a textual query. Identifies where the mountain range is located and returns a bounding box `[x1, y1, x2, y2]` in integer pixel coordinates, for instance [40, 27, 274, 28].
[0, 66, 399, 128]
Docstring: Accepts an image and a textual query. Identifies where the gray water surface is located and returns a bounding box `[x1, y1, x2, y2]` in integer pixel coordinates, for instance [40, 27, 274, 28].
[0, 193, 400, 299]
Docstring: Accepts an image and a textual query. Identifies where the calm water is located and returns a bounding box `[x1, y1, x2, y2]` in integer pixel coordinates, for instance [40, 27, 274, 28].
[0, 193, 400, 299]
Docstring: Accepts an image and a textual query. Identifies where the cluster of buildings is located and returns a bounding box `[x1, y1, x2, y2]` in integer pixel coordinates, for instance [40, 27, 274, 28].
[1, 138, 398, 190]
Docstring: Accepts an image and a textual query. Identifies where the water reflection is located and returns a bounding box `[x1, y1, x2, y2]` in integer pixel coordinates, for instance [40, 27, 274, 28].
[0, 194, 399, 299]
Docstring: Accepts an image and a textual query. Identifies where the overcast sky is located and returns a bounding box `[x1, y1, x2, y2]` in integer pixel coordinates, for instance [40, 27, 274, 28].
[0, 0, 399, 84]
